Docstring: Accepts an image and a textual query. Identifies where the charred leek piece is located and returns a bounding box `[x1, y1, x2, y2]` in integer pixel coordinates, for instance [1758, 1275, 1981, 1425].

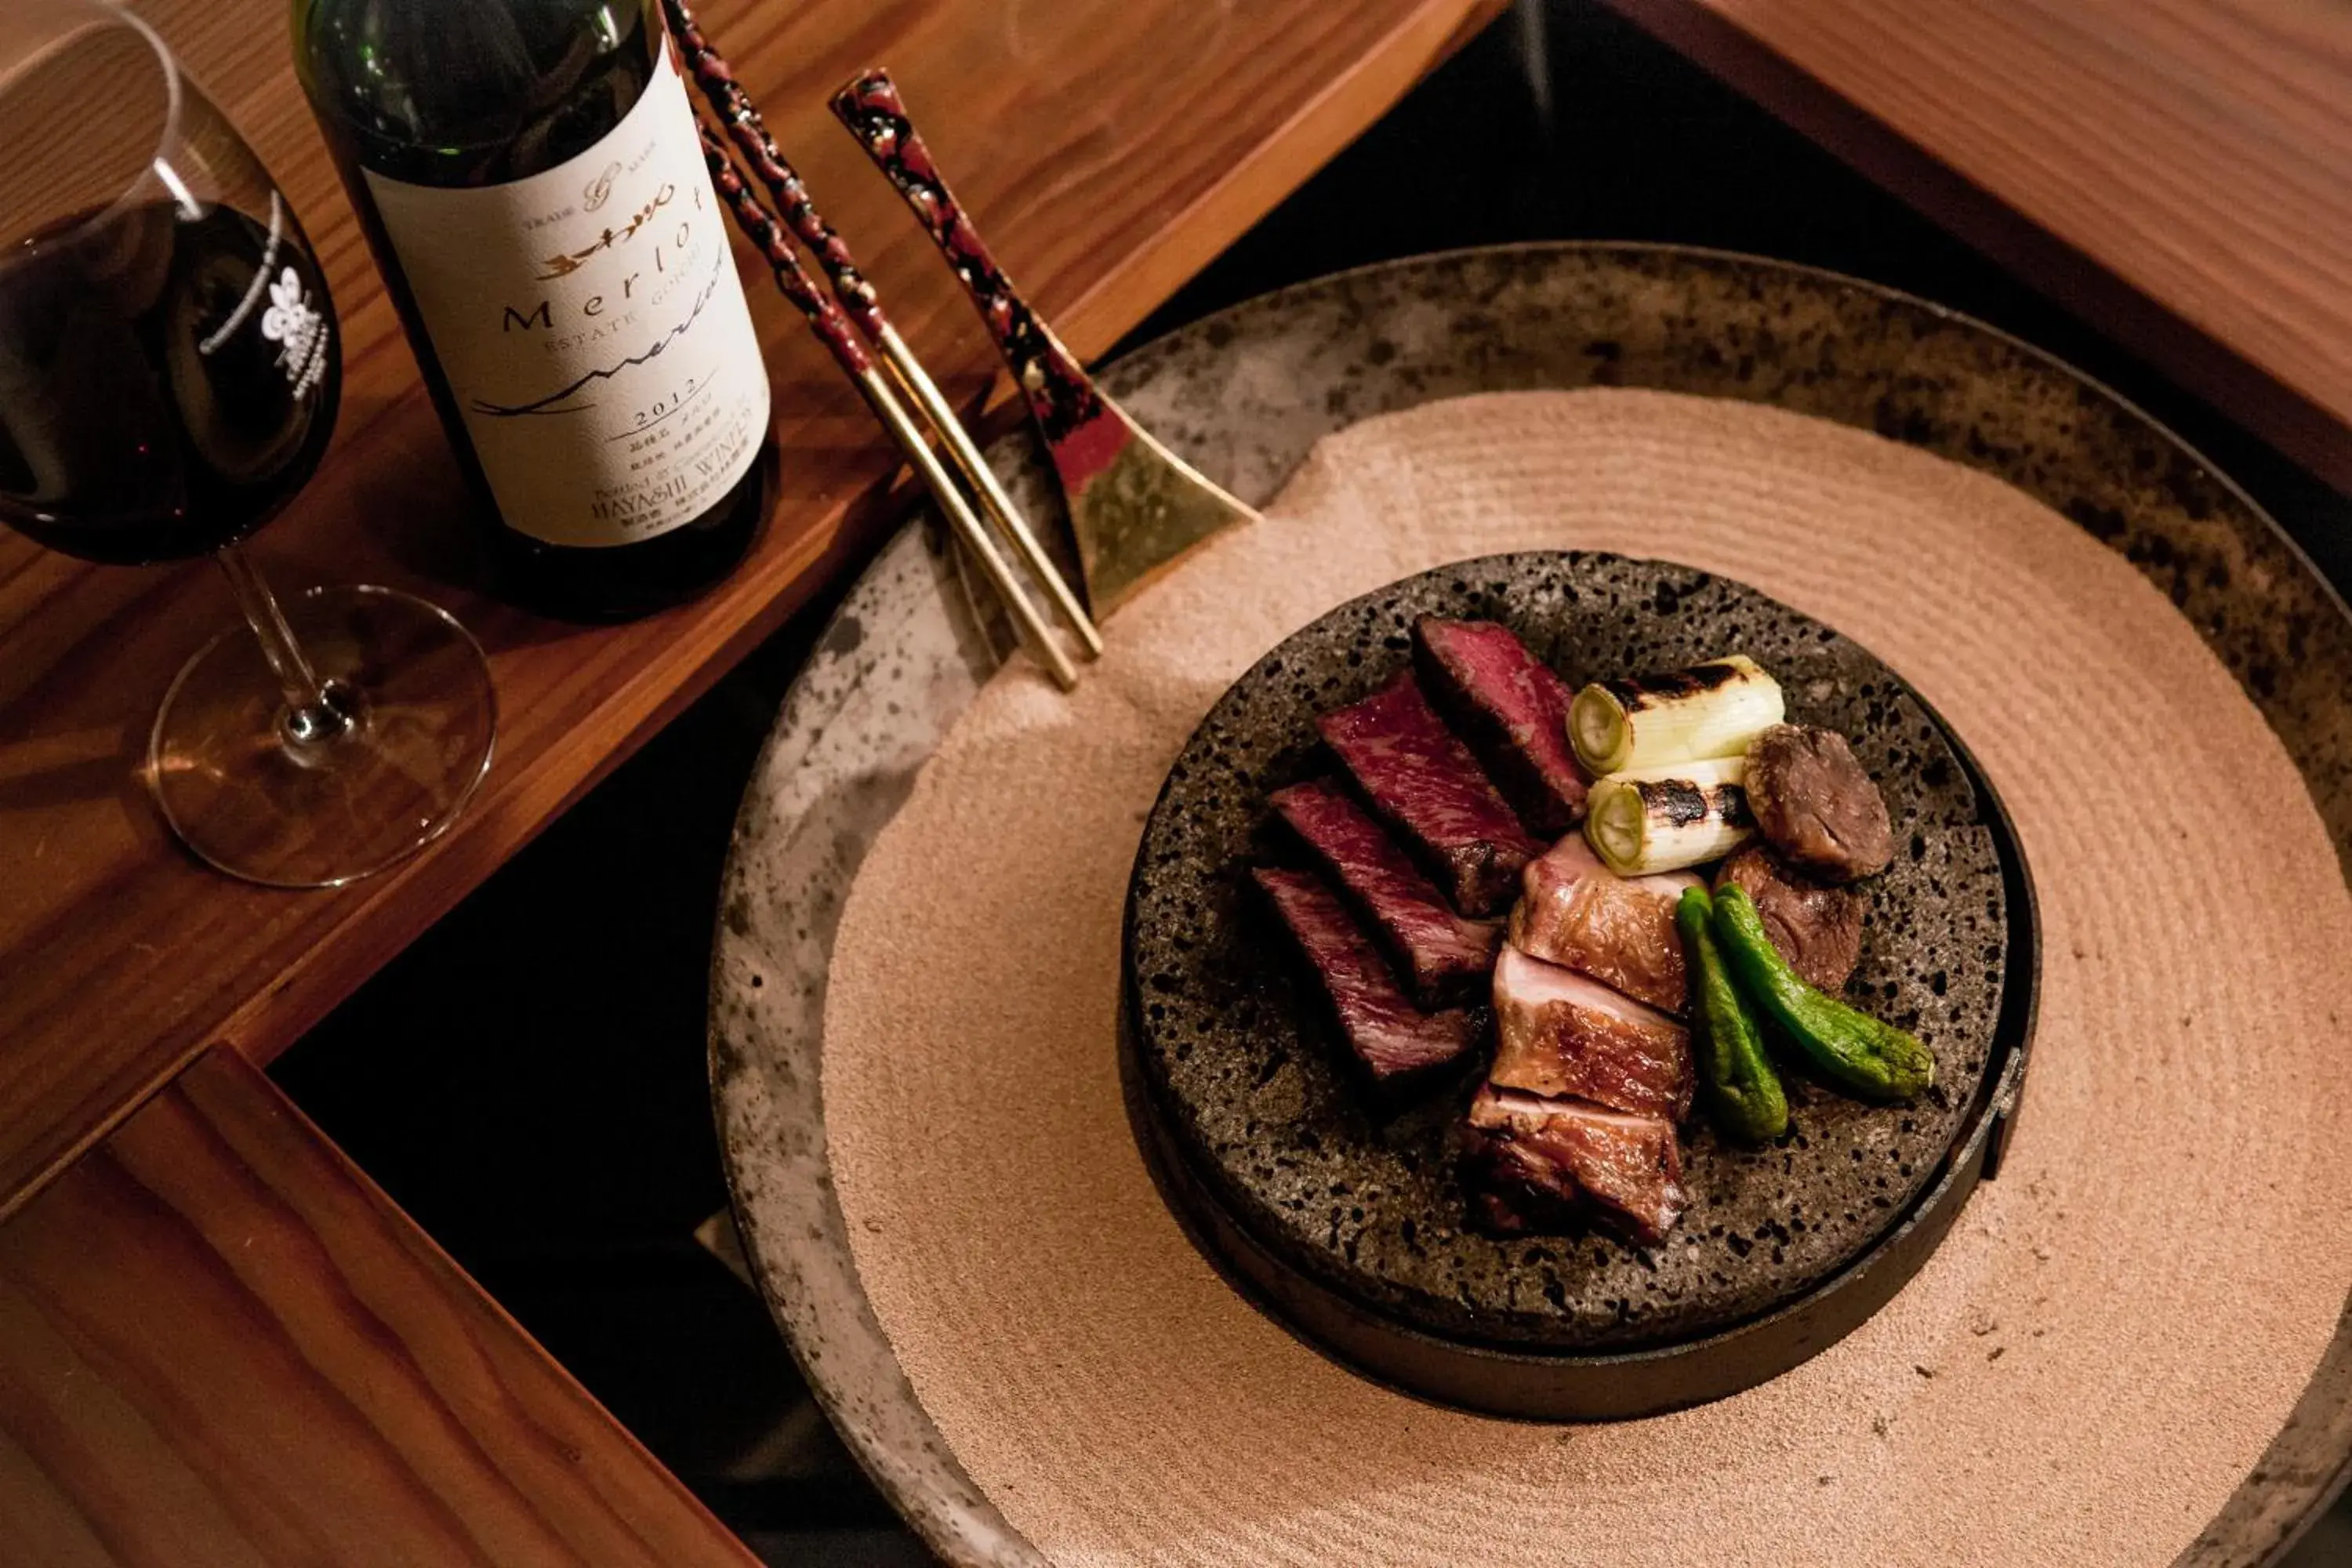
[1584, 757, 1755, 875]
[1711, 886, 1934, 1101]
[1570, 654, 1784, 775]
[1676, 887, 1788, 1142]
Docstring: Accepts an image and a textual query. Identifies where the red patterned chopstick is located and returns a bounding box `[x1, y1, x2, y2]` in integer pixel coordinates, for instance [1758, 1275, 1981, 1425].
[830, 70, 1104, 449]
[697, 122, 1080, 689]
[696, 123, 872, 376]
[667, 0, 885, 341]
[663, 0, 1100, 652]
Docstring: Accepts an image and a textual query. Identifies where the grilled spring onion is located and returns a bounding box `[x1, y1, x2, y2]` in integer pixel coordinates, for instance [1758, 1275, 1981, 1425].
[1711, 885, 1935, 1101]
[1584, 757, 1755, 875]
[1568, 654, 1785, 776]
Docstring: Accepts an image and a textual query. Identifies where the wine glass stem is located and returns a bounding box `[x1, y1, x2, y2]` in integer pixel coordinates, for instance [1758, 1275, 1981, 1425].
[213, 544, 353, 747]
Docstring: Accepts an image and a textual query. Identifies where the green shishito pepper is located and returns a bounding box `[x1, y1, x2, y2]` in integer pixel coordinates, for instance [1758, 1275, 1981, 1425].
[1711, 885, 1936, 1102]
[1676, 887, 1788, 1142]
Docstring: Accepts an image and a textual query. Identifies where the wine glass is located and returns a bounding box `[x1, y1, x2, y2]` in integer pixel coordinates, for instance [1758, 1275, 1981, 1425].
[0, 0, 496, 888]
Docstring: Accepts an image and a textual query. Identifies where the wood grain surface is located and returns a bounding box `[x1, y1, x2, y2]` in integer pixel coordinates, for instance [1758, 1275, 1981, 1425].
[1638, 0, 2352, 482]
[0, 0, 1504, 1221]
[0, 1048, 760, 1566]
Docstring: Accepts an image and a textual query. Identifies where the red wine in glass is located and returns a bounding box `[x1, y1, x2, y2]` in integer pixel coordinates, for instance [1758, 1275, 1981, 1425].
[0, 0, 497, 888]
[0, 199, 340, 564]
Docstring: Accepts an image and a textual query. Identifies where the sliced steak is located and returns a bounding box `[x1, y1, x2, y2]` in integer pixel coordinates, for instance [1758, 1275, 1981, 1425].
[1271, 779, 1502, 1007]
[1253, 867, 1481, 1091]
[1743, 723, 1893, 882]
[1490, 946, 1693, 1120]
[1462, 1085, 1686, 1244]
[1715, 844, 1866, 993]
[1508, 835, 1700, 1013]
[1411, 616, 1591, 835]
[1316, 670, 1541, 916]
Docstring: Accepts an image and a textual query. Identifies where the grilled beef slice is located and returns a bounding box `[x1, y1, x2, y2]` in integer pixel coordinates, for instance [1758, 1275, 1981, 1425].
[1271, 779, 1502, 1007]
[1316, 670, 1541, 916]
[1411, 615, 1591, 835]
[1253, 867, 1481, 1091]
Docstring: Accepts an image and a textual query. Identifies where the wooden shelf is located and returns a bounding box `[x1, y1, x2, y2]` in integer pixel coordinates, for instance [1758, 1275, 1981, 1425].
[0, 0, 1506, 1218]
[1607, 0, 2352, 492]
[0, 1048, 763, 1566]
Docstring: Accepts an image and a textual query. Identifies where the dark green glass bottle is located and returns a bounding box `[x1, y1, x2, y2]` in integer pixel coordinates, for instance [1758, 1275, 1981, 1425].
[293, 0, 774, 620]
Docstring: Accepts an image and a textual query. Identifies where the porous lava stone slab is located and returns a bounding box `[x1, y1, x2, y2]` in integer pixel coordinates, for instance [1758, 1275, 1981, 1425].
[1123, 551, 2007, 1351]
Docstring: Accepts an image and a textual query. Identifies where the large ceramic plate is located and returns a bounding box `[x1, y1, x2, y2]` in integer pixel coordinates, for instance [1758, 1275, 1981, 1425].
[707, 243, 2352, 1566]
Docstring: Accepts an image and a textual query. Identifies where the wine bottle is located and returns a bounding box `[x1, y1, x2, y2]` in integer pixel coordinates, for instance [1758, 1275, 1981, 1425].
[292, 0, 774, 620]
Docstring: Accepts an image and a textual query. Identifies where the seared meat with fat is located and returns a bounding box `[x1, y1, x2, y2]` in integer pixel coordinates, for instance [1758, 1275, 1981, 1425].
[1508, 835, 1700, 1013]
[1490, 947, 1693, 1120]
[1411, 616, 1591, 835]
[1715, 844, 1866, 993]
[1743, 723, 1893, 882]
[1253, 867, 1482, 1091]
[1462, 1085, 1686, 1244]
[1316, 670, 1541, 916]
[1272, 779, 1502, 1007]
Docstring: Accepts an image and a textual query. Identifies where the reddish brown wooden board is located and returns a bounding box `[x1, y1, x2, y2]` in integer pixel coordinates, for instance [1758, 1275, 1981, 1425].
[1606, 0, 2352, 492]
[0, 1048, 763, 1566]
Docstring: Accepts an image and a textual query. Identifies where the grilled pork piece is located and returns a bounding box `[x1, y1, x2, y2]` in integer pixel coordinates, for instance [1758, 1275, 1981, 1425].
[1411, 616, 1591, 835]
[1715, 844, 1865, 993]
[1271, 779, 1502, 1007]
[1490, 947, 1694, 1120]
[1253, 867, 1482, 1091]
[1508, 835, 1700, 1013]
[1462, 1085, 1686, 1243]
[1316, 671, 1541, 916]
[1743, 724, 1893, 883]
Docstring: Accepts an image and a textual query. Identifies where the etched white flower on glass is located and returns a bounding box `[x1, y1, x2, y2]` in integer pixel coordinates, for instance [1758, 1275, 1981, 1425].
[261, 265, 327, 397]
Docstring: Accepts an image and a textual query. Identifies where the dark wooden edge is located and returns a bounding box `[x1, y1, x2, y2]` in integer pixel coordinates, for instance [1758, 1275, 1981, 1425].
[0, 1049, 760, 1565]
[220, 1051, 758, 1560]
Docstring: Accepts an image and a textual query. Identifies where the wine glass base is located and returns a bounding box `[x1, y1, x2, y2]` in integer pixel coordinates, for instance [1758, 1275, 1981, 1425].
[149, 584, 497, 889]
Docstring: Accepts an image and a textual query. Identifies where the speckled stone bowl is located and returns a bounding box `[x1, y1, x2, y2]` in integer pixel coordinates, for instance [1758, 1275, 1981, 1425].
[1120, 551, 2030, 1411]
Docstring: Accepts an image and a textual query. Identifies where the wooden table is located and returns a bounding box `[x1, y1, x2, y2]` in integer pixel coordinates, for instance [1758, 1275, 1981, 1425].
[0, 0, 1501, 1559]
[1605, 0, 2352, 493]
[0, 1049, 763, 1567]
[8, 0, 2350, 1559]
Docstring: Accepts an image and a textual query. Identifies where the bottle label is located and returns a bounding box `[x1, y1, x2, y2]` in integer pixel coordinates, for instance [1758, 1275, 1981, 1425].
[363, 49, 769, 548]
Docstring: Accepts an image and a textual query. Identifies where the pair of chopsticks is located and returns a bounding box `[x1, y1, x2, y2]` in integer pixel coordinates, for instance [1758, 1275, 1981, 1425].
[664, 0, 1101, 689]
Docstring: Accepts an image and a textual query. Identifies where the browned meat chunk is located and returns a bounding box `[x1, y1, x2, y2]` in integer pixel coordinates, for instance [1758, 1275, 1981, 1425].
[1253, 867, 1481, 1091]
[1743, 723, 1893, 882]
[1411, 616, 1591, 835]
[1462, 1086, 1686, 1244]
[1271, 779, 1502, 1007]
[1490, 947, 1693, 1121]
[1715, 845, 1867, 993]
[1316, 670, 1541, 916]
[1508, 835, 1700, 1014]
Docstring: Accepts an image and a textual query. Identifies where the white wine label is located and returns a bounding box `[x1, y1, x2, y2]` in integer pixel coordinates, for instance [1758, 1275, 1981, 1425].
[364, 49, 769, 548]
